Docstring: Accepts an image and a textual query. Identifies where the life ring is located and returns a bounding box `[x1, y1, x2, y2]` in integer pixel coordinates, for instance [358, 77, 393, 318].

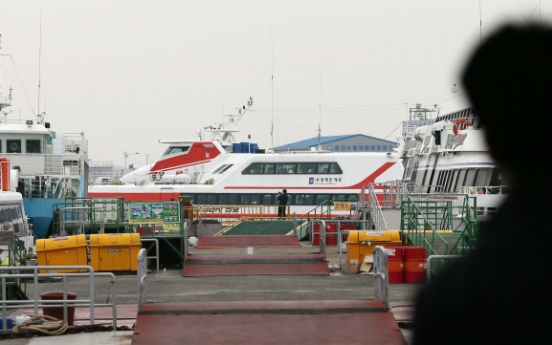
[453, 119, 471, 135]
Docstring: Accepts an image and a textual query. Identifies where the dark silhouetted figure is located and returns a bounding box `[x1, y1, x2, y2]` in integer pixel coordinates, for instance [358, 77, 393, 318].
[414, 24, 552, 345]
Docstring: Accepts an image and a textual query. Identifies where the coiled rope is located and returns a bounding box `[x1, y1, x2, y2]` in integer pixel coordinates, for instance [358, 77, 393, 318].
[12, 315, 68, 335]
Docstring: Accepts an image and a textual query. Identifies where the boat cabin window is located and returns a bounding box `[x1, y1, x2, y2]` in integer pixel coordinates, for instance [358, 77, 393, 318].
[317, 163, 330, 174]
[26, 139, 42, 154]
[297, 163, 316, 174]
[7, 140, 22, 153]
[245, 163, 264, 174]
[163, 145, 190, 156]
[315, 194, 330, 205]
[242, 162, 343, 175]
[265, 164, 276, 174]
[276, 163, 296, 174]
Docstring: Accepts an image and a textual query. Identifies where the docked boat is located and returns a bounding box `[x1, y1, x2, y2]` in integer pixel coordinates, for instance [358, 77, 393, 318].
[89, 98, 404, 216]
[0, 43, 89, 239]
[398, 98, 507, 220]
[0, 183, 34, 265]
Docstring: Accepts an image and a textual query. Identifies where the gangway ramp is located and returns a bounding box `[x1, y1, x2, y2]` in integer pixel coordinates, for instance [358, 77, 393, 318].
[220, 219, 295, 235]
[184, 235, 329, 276]
[132, 300, 406, 345]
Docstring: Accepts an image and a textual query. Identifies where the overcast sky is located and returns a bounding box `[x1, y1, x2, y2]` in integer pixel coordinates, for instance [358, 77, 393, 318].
[0, 1, 549, 168]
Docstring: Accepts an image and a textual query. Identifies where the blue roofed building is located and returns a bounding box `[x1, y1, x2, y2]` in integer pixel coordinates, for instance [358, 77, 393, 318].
[272, 134, 398, 153]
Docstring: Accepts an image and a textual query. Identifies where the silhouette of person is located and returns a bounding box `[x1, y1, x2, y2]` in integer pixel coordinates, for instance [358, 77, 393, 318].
[277, 190, 289, 219]
[413, 24, 552, 345]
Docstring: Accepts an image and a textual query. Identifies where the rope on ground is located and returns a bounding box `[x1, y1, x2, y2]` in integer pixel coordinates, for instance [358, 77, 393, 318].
[12, 315, 68, 335]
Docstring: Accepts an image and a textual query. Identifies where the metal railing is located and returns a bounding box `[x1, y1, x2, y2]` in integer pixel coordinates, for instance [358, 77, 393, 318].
[0, 265, 117, 329]
[373, 246, 389, 310]
[426, 255, 463, 282]
[137, 249, 147, 312]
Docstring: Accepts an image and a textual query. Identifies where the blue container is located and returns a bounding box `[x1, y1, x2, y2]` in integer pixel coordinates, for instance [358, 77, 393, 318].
[241, 142, 250, 153]
[250, 143, 259, 153]
[0, 317, 13, 330]
[232, 142, 242, 153]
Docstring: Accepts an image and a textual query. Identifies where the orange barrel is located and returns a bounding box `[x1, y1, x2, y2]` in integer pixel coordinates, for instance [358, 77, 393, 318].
[385, 246, 404, 284]
[340, 223, 356, 243]
[326, 223, 337, 245]
[312, 224, 320, 245]
[404, 246, 427, 283]
[0, 158, 10, 191]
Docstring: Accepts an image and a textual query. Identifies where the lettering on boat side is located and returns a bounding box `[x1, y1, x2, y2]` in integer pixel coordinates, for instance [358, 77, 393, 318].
[308, 176, 342, 185]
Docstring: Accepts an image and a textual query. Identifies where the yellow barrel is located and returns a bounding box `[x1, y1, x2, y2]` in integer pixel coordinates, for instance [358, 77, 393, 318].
[36, 235, 88, 273]
[89, 233, 141, 272]
[346, 230, 402, 264]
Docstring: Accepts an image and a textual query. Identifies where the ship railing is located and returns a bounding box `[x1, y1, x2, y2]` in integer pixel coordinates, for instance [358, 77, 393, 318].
[459, 185, 509, 195]
[399, 193, 479, 256]
[2, 153, 87, 176]
[367, 183, 387, 230]
[0, 265, 118, 329]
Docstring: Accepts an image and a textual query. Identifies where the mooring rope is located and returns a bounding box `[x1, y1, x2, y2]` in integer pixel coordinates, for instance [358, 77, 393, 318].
[12, 315, 68, 335]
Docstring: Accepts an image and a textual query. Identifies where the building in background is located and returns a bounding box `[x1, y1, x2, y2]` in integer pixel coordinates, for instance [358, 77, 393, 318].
[273, 134, 398, 153]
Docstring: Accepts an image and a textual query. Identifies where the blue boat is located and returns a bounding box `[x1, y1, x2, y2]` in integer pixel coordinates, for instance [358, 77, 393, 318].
[0, 46, 89, 239]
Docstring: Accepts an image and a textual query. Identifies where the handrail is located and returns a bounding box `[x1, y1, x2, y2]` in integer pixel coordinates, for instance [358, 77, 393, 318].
[426, 255, 463, 282]
[311, 219, 326, 259]
[373, 246, 389, 310]
[140, 238, 160, 272]
[137, 249, 147, 312]
[368, 183, 387, 230]
[0, 265, 117, 329]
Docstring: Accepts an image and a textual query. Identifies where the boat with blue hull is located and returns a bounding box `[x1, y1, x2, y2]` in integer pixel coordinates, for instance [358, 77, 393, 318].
[0, 37, 89, 239]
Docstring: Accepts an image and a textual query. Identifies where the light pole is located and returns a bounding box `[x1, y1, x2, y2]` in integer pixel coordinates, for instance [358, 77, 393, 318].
[123, 151, 139, 169]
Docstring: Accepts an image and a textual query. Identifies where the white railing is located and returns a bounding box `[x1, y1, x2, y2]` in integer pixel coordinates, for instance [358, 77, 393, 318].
[137, 249, 148, 312]
[3, 153, 86, 176]
[0, 265, 118, 329]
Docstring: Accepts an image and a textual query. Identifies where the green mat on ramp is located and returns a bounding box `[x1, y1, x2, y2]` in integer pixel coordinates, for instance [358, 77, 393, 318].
[223, 220, 295, 235]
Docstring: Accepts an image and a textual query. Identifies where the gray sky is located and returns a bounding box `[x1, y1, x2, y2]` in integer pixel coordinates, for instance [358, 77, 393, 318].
[0, 0, 548, 167]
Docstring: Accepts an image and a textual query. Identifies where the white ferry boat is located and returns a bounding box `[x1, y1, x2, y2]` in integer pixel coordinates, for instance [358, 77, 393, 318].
[398, 98, 507, 219]
[89, 98, 404, 216]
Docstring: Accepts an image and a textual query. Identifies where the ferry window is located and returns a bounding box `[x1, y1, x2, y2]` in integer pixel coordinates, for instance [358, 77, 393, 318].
[206, 194, 217, 204]
[228, 194, 239, 205]
[220, 164, 233, 173]
[334, 194, 347, 202]
[240, 194, 250, 205]
[464, 169, 477, 186]
[163, 145, 190, 156]
[276, 163, 296, 174]
[317, 163, 330, 174]
[243, 163, 264, 174]
[213, 164, 228, 174]
[197, 194, 207, 204]
[474, 168, 491, 187]
[348, 194, 359, 202]
[315, 194, 330, 205]
[7, 140, 22, 153]
[265, 164, 276, 174]
[449, 170, 459, 192]
[219, 194, 229, 205]
[250, 194, 261, 205]
[455, 169, 467, 190]
[261, 194, 273, 204]
[297, 163, 316, 174]
[26, 140, 41, 154]
[329, 163, 342, 174]
[295, 194, 306, 205]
